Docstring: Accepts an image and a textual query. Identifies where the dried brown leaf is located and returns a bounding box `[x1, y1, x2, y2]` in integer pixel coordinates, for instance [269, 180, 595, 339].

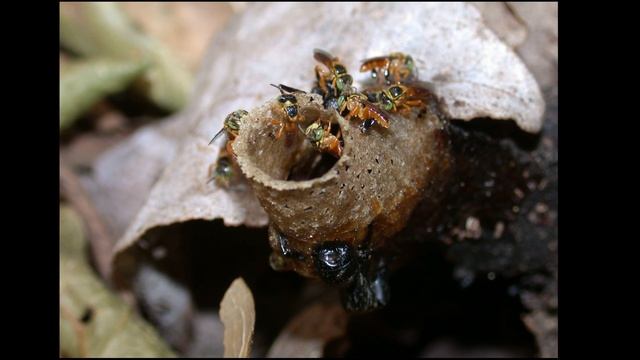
[103, 2, 544, 281]
[219, 278, 255, 358]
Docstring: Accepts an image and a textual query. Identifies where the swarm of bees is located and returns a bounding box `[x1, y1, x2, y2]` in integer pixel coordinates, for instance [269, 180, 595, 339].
[208, 49, 436, 186]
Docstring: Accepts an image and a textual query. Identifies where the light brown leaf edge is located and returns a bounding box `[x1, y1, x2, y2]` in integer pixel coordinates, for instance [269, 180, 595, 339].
[107, 2, 544, 281]
[60, 205, 175, 357]
[267, 302, 348, 358]
[219, 278, 256, 358]
[120, 3, 235, 73]
[472, 2, 558, 91]
[470, 2, 528, 48]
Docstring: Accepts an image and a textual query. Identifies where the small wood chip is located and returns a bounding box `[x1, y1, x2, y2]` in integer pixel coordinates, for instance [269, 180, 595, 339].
[219, 278, 255, 358]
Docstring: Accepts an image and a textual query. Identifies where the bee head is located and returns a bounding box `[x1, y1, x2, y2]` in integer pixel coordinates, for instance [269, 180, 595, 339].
[336, 74, 353, 92]
[380, 93, 394, 111]
[278, 94, 297, 104]
[334, 64, 347, 75]
[224, 109, 247, 136]
[277, 94, 299, 118]
[285, 104, 298, 118]
[305, 123, 324, 143]
[389, 85, 404, 99]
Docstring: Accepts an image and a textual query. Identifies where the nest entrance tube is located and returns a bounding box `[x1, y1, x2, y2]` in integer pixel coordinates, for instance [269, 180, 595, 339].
[233, 92, 451, 280]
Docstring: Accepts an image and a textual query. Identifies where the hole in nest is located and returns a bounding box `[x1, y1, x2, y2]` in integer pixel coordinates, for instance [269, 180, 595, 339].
[241, 104, 343, 182]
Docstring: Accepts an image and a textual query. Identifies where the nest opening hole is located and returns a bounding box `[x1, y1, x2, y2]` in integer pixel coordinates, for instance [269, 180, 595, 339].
[287, 152, 340, 181]
[239, 102, 343, 181]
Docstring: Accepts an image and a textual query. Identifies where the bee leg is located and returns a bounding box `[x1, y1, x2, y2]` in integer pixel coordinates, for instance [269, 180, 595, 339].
[325, 119, 332, 134]
[348, 107, 360, 122]
[225, 139, 235, 159]
[275, 125, 284, 140]
[329, 137, 342, 158]
[271, 119, 284, 140]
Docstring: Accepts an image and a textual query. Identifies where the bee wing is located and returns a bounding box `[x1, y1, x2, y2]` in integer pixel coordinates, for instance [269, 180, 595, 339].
[361, 85, 385, 102]
[278, 83, 307, 94]
[313, 48, 336, 67]
[270, 83, 285, 94]
[363, 101, 392, 128]
[359, 56, 389, 72]
[405, 81, 437, 101]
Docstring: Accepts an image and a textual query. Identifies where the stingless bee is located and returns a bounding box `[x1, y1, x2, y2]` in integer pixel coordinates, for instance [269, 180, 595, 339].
[303, 121, 343, 158]
[313, 49, 354, 104]
[270, 84, 306, 143]
[376, 82, 436, 114]
[360, 52, 416, 84]
[209, 109, 249, 156]
[208, 147, 234, 188]
[337, 92, 391, 133]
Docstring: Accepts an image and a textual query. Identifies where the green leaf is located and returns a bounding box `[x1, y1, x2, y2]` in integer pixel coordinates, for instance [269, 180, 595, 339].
[60, 205, 176, 357]
[60, 59, 148, 130]
[60, 2, 193, 112]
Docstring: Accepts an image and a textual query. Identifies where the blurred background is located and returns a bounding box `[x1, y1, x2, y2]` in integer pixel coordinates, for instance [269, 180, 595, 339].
[60, 2, 557, 357]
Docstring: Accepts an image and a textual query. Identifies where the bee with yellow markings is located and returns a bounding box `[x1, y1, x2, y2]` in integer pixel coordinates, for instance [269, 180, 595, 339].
[303, 121, 343, 158]
[208, 146, 235, 188]
[270, 84, 307, 143]
[360, 52, 416, 85]
[313, 49, 354, 104]
[337, 92, 392, 133]
[376, 82, 435, 115]
[209, 109, 249, 157]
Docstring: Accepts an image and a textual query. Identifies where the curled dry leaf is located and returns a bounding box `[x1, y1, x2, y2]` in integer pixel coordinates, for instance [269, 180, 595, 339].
[267, 302, 348, 358]
[219, 278, 255, 358]
[108, 2, 544, 284]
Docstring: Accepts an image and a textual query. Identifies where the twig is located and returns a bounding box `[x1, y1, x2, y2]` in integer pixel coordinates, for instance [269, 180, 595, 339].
[60, 157, 113, 281]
